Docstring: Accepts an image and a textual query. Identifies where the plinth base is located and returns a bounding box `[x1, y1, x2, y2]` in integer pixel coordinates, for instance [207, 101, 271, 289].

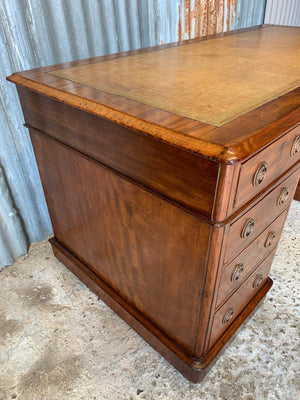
[49, 237, 273, 383]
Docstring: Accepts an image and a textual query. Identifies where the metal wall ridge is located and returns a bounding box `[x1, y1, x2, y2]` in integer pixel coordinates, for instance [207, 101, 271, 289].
[264, 0, 300, 26]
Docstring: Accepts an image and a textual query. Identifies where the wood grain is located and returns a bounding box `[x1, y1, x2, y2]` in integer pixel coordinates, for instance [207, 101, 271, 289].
[18, 87, 221, 221]
[234, 124, 300, 209]
[30, 128, 212, 354]
[216, 209, 288, 308]
[224, 168, 300, 264]
[7, 24, 300, 382]
[193, 225, 225, 358]
[208, 249, 276, 349]
[294, 180, 300, 201]
[49, 236, 273, 383]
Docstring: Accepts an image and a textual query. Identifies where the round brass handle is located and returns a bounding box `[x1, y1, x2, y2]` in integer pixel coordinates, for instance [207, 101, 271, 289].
[264, 231, 276, 248]
[277, 187, 289, 207]
[241, 218, 255, 239]
[291, 134, 300, 157]
[253, 274, 264, 288]
[253, 161, 268, 186]
[222, 307, 234, 324]
[231, 263, 244, 282]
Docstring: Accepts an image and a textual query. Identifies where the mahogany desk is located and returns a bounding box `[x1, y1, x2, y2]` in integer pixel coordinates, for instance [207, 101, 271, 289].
[8, 25, 300, 382]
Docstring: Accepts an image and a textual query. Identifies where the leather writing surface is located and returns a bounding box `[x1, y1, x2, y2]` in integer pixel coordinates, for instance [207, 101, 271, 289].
[51, 27, 300, 126]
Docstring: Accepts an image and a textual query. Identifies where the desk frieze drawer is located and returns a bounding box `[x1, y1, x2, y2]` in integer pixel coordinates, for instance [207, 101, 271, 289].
[17, 88, 219, 220]
[209, 249, 276, 350]
[234, 124, 300, 210]
[224, 168, 299, 264]
[216, 208, 289, 308]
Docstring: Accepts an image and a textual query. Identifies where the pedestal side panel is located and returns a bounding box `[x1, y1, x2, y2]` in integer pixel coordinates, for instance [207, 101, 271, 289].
[30, 128, 212, 355]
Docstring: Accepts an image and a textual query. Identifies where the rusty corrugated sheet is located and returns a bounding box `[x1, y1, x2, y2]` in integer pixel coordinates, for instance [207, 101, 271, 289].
[0, 0, 267, 267]
[177, 0, 267, 41]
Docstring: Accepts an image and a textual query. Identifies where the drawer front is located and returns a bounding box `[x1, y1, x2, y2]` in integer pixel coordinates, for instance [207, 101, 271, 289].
[234, 124, 300, 210]
[216, 209, 288, 308]
[224, 168, 299, 264]
[209, 249, 276, 349]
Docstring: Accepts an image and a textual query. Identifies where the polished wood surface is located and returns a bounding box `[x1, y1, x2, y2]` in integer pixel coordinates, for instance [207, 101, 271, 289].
[234, 124, 300, 209]
[224, 169, 300, 264]
[7, 25, 300, 382]
[51, 27, 300, 126]
[49, 236, 273, 383]
[30, 129, 211, 354]
[17, 87, 220, 221]
[208, 249, 276, 349]
[294, 180, 300, 201]
[216, 209, 288, 308]
[16, 85, 300, 222]
[7, 26, 300, 163]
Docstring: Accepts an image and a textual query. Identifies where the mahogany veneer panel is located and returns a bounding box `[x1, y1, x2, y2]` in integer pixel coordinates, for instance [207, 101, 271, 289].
[29, 129, 211, 354]
[17, 87, 220, 221]
[7, 25, 300, 382]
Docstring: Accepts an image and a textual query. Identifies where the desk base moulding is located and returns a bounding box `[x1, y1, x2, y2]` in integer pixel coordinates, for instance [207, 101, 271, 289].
[49, 237, 273, 383]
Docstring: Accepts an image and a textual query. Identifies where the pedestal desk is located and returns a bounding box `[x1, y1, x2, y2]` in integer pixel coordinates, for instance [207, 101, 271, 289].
[8, 25, 300, 382]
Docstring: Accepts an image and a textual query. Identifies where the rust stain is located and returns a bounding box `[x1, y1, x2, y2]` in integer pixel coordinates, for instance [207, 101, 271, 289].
[217, 0, 225, 33]
[192, 0, 201, 38]
[226, 0, 231, 31]
[177, 3, 182, 41]
[231, 0, 237, 27]
[200, 0, 208, 36]
[208, 0, 217, 35]
[177, 0, 233, 41]
[184, 0, 191, 39]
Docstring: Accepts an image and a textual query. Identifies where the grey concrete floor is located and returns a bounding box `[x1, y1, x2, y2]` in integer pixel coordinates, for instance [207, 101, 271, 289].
[0, 201, 299, 400]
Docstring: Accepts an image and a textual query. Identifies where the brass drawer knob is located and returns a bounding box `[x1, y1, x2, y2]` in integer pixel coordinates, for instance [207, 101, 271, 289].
[231, 263, 244, 282]
[241, 218, 255, 239]
[253, 161, 268, 186]
[253, 274, 264, 288]
[291, 134, 300, 157]
[277, 187, 289, 206]
[222, 307, 234, 324]
[264, 231, 276, 248]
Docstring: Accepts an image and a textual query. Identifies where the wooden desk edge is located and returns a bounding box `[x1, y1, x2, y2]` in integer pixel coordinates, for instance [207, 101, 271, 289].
[7, 73, 300, 165]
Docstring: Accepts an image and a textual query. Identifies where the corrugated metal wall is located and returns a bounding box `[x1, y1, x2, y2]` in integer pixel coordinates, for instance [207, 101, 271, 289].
[264, 0, 300, 26]
[0, 0, 267, 268]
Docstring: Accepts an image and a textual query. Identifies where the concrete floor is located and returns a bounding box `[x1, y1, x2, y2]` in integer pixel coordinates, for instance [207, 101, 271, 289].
[0, 201, 299, 400]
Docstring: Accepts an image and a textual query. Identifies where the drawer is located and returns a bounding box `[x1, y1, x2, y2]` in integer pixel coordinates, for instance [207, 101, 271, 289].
[209, 249, 276, 349]
[234, 124, 300, 210]
[216, 209, 288, 308]
[224, 168, 299, 264]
